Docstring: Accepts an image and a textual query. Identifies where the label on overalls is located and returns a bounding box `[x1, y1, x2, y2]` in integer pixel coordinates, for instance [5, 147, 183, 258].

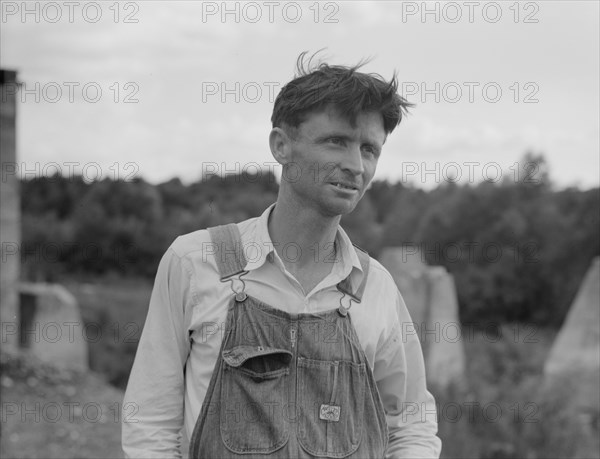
[319, 404, 341, 422]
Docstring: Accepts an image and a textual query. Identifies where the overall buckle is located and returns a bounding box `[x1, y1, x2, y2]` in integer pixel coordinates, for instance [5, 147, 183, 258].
[222, 271, 248, 302]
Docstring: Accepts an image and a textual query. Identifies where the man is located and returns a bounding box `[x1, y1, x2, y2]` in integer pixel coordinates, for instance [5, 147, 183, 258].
[122, 53, 442, 458]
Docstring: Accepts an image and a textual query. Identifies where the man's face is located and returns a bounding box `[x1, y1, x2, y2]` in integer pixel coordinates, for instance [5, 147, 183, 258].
[282, 105, 386, 217]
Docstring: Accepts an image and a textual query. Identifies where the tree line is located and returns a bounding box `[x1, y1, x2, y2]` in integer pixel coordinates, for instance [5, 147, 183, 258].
[19, 154, 599, 326]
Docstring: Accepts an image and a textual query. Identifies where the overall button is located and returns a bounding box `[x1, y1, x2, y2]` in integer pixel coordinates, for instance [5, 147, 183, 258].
[235, 292, 247, 302]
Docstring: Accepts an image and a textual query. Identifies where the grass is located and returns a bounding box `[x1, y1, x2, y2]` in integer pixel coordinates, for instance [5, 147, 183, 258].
[63, 278, 152, 389]
[435, 325, 600, 458]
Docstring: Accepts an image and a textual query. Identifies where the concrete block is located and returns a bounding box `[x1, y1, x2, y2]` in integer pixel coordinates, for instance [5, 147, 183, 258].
[19, 283, 88, 371]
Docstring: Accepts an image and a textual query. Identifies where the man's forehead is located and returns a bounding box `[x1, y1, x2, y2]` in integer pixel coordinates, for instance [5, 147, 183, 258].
[293, 106, 385, 143]
[300, 105, 385, 132]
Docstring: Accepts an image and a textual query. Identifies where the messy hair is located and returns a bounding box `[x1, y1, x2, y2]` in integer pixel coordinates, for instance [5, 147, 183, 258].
[271, 51, 413, 136]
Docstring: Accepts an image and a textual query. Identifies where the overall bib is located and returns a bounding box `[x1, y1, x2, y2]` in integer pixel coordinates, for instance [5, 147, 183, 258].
[190, 224, 388, 458]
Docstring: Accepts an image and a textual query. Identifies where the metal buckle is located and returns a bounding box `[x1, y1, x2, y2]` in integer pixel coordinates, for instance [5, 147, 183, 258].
[225, 271, 248, 302]
[337, 294, 352, 316]
[235, 291, 247, 302]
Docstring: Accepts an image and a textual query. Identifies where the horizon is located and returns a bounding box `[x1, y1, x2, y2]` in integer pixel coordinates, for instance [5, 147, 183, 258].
[13, 155, 599, 193]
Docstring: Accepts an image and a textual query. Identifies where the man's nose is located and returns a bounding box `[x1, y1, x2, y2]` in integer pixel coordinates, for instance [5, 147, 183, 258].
[343, 145, 365, 176]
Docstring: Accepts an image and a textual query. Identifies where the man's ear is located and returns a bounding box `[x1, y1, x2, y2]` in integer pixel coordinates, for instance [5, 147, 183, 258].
[269, 127, 293, 165]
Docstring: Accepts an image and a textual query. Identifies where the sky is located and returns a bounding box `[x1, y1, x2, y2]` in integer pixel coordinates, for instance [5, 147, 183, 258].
[1, 0, 599, 189]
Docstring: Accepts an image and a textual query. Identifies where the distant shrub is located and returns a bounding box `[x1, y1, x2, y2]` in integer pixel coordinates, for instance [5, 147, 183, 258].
[433, 329, 599, 459]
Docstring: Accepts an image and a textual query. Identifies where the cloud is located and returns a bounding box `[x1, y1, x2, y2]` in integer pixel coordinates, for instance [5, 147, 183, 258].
[2, 1, 598, 190]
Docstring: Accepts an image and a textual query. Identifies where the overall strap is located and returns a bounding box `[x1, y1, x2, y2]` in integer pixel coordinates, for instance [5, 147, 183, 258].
[337, 245, 371, 303]
[207, 224, 248, 280]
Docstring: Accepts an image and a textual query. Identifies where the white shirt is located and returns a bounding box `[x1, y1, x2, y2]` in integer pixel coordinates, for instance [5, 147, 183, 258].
[122, 204, 441, 458]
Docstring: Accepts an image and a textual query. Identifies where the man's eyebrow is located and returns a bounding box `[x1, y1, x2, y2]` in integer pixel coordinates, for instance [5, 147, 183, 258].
[314, 132, 353, 141]
[314, 132, 384, 148]
[362, 136, 384, 149]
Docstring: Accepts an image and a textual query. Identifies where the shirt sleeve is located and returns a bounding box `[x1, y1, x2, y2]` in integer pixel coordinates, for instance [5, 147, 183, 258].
[374, 288, 442, 458]
[122, 246, 193, 458]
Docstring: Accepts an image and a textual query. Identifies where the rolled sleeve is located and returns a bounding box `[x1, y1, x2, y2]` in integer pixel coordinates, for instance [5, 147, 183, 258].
[375, 290, 442, 458]
[122, 246, 193, 458]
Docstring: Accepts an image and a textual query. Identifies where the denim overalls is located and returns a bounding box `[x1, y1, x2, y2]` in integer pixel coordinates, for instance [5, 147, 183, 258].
[189, 224, 388, 458]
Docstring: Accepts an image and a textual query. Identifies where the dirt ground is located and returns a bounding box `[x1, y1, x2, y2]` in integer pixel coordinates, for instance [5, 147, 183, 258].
[0, 352, 125, 459]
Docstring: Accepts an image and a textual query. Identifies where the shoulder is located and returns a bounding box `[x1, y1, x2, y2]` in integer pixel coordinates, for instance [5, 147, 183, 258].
[167, 215, 258, 261]
[366, 255, 398, 290]
[360, 253, 401, 301]
[348, 251, 408, 364]
[360, 253, 412, 325]
[169, 229, 211, 259]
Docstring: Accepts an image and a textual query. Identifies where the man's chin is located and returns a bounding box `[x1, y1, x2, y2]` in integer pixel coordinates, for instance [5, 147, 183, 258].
[322, 200, 359, 218]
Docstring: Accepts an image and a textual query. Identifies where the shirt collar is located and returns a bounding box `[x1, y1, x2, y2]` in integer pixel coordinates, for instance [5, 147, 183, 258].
[243, 203, 364, 282]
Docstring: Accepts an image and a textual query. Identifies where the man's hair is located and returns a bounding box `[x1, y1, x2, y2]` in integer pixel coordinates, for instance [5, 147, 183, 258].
[271, 51, 413, 136]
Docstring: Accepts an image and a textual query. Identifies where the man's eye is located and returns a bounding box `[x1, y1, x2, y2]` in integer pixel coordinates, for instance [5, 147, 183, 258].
[328, 137, 344, 145]
[362, 145, 378, 156]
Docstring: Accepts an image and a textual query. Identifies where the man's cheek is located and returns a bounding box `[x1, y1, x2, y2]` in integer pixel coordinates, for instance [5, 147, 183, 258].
[364, 166, 377, 188]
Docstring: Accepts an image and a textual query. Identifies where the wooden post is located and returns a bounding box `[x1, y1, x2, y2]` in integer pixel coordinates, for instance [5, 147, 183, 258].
[1, 69, 20, 353]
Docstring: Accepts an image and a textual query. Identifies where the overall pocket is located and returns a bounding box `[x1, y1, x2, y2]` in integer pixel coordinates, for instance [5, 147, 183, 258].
[297, 357, 366, 458]
[220, 345, 292, 454]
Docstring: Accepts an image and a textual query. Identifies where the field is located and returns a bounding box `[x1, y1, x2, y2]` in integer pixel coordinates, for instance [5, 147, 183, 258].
[1, 278, 598, 458]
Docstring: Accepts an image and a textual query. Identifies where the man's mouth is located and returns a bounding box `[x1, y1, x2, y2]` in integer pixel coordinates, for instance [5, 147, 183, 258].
[330, 182, 359, 191]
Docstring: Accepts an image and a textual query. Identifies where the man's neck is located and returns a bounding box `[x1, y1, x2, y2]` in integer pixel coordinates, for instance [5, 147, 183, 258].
[268, 198, 340, 271]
